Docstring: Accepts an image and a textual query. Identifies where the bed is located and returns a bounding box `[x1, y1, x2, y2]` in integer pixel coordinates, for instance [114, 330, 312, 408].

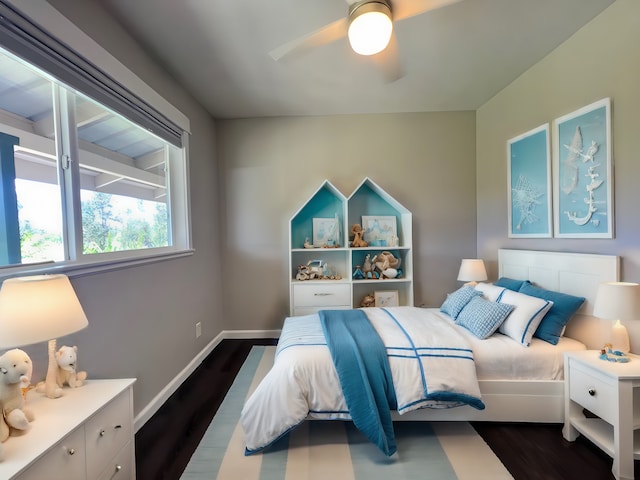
[241, 249, 619, 455]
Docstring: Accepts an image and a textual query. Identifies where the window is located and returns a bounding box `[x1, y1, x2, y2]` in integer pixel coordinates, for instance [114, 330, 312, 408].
[0, 5, 191, 275]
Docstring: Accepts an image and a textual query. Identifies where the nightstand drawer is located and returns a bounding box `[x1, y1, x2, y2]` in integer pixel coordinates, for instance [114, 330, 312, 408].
[292, 283, 351, 307]
[569, 362, 617, 423]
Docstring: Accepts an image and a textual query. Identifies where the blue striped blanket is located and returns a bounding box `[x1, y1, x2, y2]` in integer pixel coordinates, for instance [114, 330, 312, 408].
[319, 309, 398, 456]
[241, 306, 484, 455]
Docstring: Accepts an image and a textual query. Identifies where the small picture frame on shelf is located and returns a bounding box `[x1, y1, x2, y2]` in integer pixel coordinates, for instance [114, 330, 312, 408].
[374, 290, 399, 307]
[313, 217, 339, 247]
[362, 215, 397, 247]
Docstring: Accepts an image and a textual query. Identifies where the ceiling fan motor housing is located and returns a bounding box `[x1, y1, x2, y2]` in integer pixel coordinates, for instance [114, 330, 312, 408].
[348, 0, 393, 56]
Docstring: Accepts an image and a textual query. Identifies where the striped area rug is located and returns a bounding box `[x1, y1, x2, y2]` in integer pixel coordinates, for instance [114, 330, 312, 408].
[181, 346, 513, 480]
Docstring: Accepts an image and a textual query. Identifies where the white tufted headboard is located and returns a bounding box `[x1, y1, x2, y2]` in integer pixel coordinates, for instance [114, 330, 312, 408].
[498, 249, 620, 350]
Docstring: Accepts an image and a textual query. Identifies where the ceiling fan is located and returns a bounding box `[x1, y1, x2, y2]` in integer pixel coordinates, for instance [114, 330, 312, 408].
[269, 0, 462, 82]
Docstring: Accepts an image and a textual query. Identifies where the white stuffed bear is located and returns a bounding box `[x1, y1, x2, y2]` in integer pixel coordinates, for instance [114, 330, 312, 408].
[0, 349, 35, 444]
[55, 345, 87, 389]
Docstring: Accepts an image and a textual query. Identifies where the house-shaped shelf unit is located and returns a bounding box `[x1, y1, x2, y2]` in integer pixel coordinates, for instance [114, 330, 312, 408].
[347, 178, 413, 308]
[289, 178, 413, 315]
[289, 180, 348, 282]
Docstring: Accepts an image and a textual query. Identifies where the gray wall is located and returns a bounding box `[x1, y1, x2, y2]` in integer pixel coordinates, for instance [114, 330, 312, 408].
[29, 0, 225, 417]
[217, 112, 477, 330]
[477, 0, 640, 281]
[37, 1, 477, 419]
[36, 0, 639, 423]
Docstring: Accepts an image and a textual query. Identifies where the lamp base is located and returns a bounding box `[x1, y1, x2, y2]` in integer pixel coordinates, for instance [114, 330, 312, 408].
[611, 319, 631, 354]
[43, 338, 62, 399]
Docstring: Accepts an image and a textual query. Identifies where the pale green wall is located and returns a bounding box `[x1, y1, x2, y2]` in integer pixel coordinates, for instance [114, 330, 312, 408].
[217, 112, 477, 329]
[477, 0, 640, 281]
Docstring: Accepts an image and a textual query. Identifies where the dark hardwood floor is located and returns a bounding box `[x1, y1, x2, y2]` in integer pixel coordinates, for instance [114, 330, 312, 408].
[135, 339, 631, 480]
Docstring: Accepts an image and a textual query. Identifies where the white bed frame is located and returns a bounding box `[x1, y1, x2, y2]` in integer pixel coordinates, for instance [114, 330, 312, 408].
[393, 248, 619, 423]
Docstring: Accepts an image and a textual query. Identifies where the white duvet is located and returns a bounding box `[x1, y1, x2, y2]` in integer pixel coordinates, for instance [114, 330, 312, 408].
[241, 306, 484, 454]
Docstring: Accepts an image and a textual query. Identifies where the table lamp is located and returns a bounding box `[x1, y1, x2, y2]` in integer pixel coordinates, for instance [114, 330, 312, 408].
[593, 281, 640, 354]
[457, 259, 488, 286]
[0, 274, 89, 398]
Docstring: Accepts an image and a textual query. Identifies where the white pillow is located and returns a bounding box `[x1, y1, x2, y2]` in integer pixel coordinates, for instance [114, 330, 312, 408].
[497, 290, 553, 346]
[474, 282, 506, 302]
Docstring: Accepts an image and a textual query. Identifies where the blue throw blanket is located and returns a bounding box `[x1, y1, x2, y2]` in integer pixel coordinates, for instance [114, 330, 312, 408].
[319, 309, 398, 456]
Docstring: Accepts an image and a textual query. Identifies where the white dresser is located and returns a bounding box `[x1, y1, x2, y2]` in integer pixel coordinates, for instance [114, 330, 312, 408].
[0, 378, 136, 480]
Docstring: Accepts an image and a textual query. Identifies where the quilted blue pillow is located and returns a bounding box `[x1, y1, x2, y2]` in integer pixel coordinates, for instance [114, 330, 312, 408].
[440, 286, 483, 320]
[456, 297, 514, 339]
[518, 283, 586, 345]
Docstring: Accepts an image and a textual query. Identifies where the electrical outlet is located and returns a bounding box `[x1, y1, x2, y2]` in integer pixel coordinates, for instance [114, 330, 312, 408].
[195, 322, 202, 338]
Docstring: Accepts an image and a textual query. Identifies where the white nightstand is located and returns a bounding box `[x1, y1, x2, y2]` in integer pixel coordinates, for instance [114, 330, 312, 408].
[563, 350, 640, 480]
[0, 378, 136, 480]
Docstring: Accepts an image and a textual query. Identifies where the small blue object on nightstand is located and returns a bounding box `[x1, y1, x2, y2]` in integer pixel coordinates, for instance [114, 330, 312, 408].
[599, 344, 630, 363]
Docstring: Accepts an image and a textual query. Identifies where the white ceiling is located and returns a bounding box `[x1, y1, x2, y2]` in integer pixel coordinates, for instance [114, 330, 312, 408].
[96, 0, 615, 119]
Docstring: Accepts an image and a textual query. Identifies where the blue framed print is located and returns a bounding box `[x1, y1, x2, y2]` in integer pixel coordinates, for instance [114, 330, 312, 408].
[507, 124, 552, 238]
[553, 98, 612, 238]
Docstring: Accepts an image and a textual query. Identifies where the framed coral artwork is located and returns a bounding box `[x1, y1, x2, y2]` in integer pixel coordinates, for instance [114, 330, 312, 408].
[553, 98, 613, 238]
[507, 123, 552, 238]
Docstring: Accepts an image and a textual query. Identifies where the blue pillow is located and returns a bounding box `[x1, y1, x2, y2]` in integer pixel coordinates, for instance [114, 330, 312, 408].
[518, 283, 586, 345]
[494, 277, 530, 291]
[456, 297, 514, 339]
[440, 286, 483, 320]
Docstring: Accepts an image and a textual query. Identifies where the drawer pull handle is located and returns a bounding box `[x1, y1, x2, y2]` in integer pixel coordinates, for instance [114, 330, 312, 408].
[314, 293, 333, 296]
[115, 465, 122, 472]
[101, 424, 123, 436]
[67, 448, 76, 456]
[588, 388, 596, 396]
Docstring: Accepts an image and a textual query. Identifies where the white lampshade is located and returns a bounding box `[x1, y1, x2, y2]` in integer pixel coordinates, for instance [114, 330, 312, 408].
[348, 1, 393, 56]
[457, 259, 488, 282]
[0, 274, 88, 349]
[593, 282, 640, 322]
[593, 281, 639, 353]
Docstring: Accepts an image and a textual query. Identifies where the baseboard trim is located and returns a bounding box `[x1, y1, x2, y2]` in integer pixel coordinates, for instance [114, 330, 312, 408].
[222, 329, 281, 339]
[134, 329, 280, 432]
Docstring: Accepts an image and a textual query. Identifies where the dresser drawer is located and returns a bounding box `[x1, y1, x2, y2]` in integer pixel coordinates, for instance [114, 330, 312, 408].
[292, 283, 351, 307]
[97, 441, 134, 480]
[293, 306, 350, 316]
[569, 361, 617, 423]
[86, 389, 133, 479]
[19, 427, 86, 480]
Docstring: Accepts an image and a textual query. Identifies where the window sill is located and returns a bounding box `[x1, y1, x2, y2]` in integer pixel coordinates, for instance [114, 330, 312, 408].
[0, 249, 195, 282]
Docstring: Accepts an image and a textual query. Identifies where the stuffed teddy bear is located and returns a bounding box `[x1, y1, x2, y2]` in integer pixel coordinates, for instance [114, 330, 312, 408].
[0, 349, 35, 444]
[35, 345, 88, 398]
[360, 293, 375, 307]
[350, 224, 368, 248]
[55, 345, 87, 389]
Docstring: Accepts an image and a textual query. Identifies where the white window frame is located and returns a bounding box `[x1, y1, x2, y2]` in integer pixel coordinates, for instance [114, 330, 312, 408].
[0, 0, 193, 280]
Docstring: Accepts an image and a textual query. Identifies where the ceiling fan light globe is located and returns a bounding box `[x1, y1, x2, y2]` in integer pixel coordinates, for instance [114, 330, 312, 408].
[348, 4, 393, 56]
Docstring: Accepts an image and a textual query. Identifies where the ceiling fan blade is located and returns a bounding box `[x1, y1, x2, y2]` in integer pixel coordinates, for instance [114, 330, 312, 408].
[269, 17, 349, 62]
[392, 0, 462, 22]
[372, 31, 404, 83]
